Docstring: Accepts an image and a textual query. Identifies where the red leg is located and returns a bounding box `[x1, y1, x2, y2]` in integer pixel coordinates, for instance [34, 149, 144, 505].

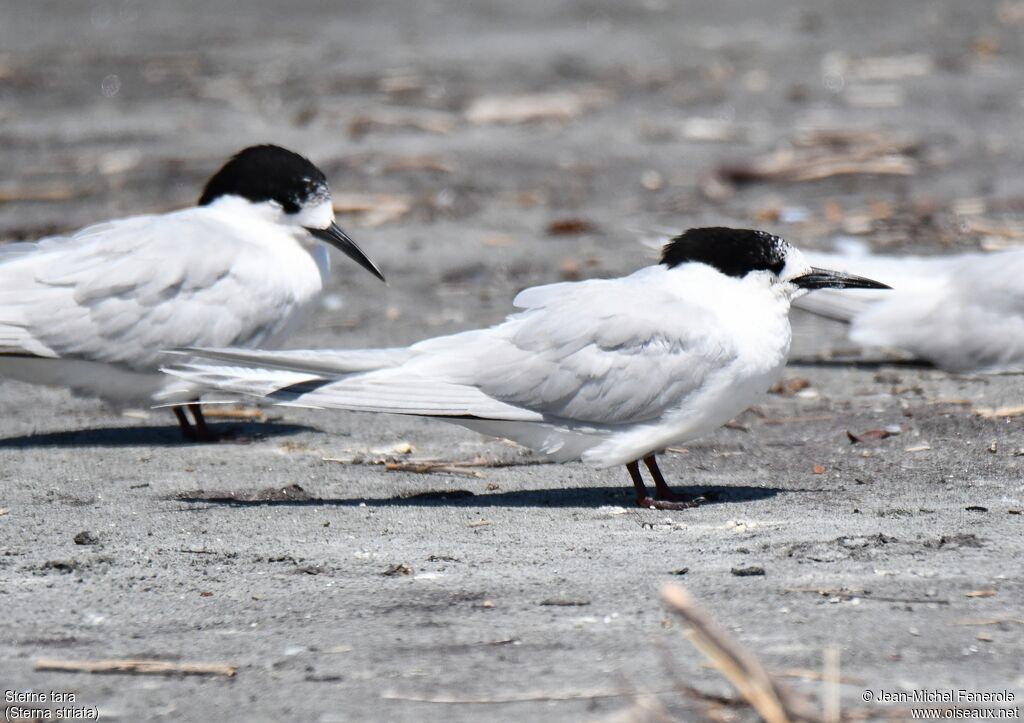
[627, 460, 652, 507]
[628, 458, 701, 510]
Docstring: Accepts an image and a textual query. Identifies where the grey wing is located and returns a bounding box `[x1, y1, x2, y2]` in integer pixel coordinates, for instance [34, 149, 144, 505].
[167, 346, 412, 375]
[423, 279, 736, 425]
[0, 212, 305, 371]
[168, 276, 734, 426]
[163, 361, 545, 421]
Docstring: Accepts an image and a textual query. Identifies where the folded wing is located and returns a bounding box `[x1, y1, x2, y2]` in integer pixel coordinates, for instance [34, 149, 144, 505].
[168, 269, 737, 427]
[0, 210, 316, 371]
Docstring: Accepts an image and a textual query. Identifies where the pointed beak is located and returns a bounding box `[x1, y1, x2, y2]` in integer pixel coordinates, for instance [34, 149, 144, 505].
[792, 267, 891, 290]
[306, 222, 386, 283]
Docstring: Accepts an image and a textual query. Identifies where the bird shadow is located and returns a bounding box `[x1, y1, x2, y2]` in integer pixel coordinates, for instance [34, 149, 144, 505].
[0, 422, 314, 448]
[173, 483, 784, 509]
[788, 358, 933, 370]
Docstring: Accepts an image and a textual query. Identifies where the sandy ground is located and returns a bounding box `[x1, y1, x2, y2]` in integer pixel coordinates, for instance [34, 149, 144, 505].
[1, 1, 1023, 720]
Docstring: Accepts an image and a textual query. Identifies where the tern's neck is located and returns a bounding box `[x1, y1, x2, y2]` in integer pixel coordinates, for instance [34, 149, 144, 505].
[199, 196, 323, 263]
[656, 262, 793, 352]
[204, 195, 282, 223]
[659, 264, 792, 310]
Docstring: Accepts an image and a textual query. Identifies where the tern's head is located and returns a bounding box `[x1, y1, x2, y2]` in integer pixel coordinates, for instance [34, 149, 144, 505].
[199, 145, 384, 282]
[660, 227, 888, 299]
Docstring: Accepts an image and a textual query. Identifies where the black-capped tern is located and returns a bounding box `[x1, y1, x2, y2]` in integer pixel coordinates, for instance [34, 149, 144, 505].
[0, 144, 385, 440]
[166, 227, 887, 506]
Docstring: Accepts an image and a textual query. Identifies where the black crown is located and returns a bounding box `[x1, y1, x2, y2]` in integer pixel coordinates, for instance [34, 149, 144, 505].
[661, 227, 788, 278]
[198, 145, 328, 213]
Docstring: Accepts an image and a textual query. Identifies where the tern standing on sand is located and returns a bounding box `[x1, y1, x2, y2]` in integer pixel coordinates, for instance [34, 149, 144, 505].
[0, 144, 385, 440]
[167, 228, 887, 507]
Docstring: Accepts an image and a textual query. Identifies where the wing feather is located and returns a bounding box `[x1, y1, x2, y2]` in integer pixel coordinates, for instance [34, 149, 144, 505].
[0, 208, 319, 369]
[168, 346, 411, 375]
[465, 273, 734, 424]
[171, 267, 737, 427]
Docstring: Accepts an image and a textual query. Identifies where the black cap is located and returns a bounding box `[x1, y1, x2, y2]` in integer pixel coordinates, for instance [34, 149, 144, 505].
[198, 145, 329, 213]
[661, 227, 788, 278]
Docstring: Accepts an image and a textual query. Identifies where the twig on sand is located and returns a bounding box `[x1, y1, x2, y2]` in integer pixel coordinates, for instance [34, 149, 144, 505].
[333, 193, 413, 227]
[35, 658, 238, 678]
[383, 462, 484, 478]
[0, 184, 84, 202]
[955, 618, 1024, 626]
[785, 587, 949, 605]
[656, 639, 748, 714]
[661, 584, 824, 723]
[973, 404, 1024, 418]
[323, 453, 546, 477]
[465, 89, 610, 125]
[717, 146, 917, 185]
[199, 406, 266, 420]
[701, 137, 917, 201]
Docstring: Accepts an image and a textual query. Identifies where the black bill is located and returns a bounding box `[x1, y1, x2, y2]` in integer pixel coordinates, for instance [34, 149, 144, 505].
[793, 267, 891, 290]
[306, 222, 386, 283]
